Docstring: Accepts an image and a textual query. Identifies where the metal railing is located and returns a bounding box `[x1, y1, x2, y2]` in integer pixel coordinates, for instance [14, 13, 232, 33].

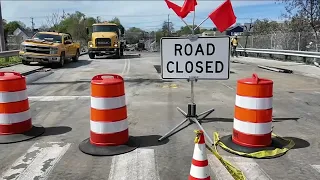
[236, 48, 320, 59]
[0, 50, 20, 58]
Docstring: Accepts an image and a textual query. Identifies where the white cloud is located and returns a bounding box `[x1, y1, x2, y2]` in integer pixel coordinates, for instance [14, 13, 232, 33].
[2, 0, 279, 31]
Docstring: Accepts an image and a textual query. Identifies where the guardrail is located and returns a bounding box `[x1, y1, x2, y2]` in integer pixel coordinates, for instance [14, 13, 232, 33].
[236, 48, 320, 60]
[0, 50, 19, 58]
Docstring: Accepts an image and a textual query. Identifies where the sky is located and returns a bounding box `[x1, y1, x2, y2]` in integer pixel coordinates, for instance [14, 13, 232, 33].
[1, 0, 289, 31]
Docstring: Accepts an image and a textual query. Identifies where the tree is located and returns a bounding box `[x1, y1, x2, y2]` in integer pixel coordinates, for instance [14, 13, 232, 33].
[161, 21, 174, 36]
[109, 17, 125, 32]
[125, 27, 145, 44]
[4, 21, 26, 35]
[278, 0, 320, 47]
[252, 19, 281, 35]
[176, 25, 200, 36]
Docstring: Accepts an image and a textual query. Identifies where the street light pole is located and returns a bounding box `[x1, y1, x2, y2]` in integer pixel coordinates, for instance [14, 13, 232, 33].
[0, 0, 6, 52]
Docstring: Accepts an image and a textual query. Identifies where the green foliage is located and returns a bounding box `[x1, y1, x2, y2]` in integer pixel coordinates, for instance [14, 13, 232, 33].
[4, 21, 26, 35]
[176, 25, 201, 36]
[125, 27, 145, 44]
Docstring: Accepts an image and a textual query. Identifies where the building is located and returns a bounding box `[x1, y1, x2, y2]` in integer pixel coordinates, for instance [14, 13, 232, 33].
[201, 25, 244, 37]
[225, 25, 244, 36]
[6, 27, 38, 50]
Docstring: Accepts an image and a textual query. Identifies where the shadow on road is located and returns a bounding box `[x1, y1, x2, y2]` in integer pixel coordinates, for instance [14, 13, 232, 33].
[91, 54, 141, 60]
[29, 78, 173, 85]
[62, 59, 92, 69]
[131, 135, 169, 147]
[42, 126, 72, 136]
[273, 117, 300, 122]
[282, 137, 310, 149]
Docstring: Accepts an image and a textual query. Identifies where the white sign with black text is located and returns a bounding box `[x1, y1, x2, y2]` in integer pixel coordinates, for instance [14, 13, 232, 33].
[161, 36, 230, 80]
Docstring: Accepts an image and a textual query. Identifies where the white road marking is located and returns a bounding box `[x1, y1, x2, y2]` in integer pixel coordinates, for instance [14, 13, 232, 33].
[225, 156, 271, 180]
[208, 155, 272, 180]
[311, 164, 320, 173]
[121, 59, 130, 76]
[0, 142, 71, 180]
[220, 82, 235, 90]
[28, 96, 91, 101]
[108, 148, 160, 180]
[207, 154, 234, 180]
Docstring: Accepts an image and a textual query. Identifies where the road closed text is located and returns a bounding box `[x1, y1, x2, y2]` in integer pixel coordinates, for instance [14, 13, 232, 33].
[166, 61, 223, 73]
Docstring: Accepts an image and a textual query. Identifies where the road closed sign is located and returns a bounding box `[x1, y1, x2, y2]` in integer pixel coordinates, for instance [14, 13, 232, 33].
[161, 36, 230, 80]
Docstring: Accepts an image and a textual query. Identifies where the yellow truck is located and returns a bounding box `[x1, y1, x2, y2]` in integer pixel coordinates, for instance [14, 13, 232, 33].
[86, 22, 125, 59]
[19, 31, 81, 68]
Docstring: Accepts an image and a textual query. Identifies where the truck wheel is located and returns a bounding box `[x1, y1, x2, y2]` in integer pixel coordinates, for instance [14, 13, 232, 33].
[72, 49, 80, 62]
[120, 47, 124, 56]
[57, 52, 65, 68]
[89, 53, 95, 59]
[114, 49, 121, 59]
[22, 60, 30, 65]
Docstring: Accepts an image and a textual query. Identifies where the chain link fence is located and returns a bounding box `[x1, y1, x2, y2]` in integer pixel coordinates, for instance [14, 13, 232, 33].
[238, 31, 319, 52]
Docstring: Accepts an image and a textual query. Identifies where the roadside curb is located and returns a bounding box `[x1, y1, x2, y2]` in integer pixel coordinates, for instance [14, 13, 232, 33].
[1, 51, 88, 76]
[21, 66, 46, 76]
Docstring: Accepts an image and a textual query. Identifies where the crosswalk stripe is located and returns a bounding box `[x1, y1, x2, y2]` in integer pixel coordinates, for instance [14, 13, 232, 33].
[207, 154, 234, 180]
[311, 164, 320, 173]
[0, 142, 71, 180]
[108, 148, 160, 180]
[208, 155, 272, 180]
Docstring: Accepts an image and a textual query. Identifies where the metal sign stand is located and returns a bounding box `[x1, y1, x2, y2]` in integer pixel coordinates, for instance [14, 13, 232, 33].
[158, 10, 216, 145]
[158, 75, 215, 145]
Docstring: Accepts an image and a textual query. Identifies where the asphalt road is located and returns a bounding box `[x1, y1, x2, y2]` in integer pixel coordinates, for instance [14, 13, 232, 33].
[0, 52, 320, 180]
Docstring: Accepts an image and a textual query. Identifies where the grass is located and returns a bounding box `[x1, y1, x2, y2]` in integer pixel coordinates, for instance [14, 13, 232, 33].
[0, 56, 21, 67]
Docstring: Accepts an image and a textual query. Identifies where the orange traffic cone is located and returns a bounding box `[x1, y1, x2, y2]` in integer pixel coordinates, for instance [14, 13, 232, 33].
[189, 130, 211, 180]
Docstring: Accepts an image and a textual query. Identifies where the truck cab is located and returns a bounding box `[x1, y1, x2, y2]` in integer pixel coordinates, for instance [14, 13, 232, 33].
[87, 22, 125, 59]
[19, 31, 81, 68]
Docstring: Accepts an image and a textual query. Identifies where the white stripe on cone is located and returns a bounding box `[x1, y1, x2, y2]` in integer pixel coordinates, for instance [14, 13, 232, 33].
[190, 164, 210, 179]
[193, 143, 207, 161]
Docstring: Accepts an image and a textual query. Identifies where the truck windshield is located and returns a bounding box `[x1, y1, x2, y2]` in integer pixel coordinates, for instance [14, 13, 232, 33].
[93, 25, 118, 33]
[32, 33, 62, 43]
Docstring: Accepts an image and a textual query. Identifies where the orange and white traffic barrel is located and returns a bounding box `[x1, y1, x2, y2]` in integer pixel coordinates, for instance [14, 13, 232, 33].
[233, 73, 273, 147]
[219, 74, 287, 156]
[79, 74, 139, 156]
[0, 71, 44, 144]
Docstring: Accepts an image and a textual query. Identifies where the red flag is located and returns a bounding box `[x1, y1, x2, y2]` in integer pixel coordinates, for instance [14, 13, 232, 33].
[208, 0, 236, 32]
[180, 0, 197, 16]
[164, 0, 194, 18]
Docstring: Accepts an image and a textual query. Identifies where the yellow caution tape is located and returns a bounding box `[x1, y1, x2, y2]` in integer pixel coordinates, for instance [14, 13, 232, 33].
[193, 130, 246, 180]
[214, 132, 295, 159]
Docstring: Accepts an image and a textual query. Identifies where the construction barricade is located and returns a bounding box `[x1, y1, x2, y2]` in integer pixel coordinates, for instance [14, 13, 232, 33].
[215, 73, 295, 158]
[0, 71, 44, 144]
[79, 74, 139, 156]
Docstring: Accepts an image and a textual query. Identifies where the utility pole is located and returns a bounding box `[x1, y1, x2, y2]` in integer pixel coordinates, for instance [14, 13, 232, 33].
[244, 18, 253, 57]
[167, 14, 170, 37]
[31, 17, 35, 34]
[0, 0, 6, 52]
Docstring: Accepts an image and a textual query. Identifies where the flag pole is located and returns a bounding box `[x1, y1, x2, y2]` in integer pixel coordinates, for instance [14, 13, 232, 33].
[192, 5, 195, 35]
[194, 16, 209, 32]
[180, 17, 193, 32]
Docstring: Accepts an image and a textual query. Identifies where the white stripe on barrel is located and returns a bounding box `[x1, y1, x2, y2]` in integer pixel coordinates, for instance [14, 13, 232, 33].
[233, 118, 272, 135]
[90, 119, 128, 134]
[0, 90, 28, 103]
[0, 110, 31, 124]
[235, 95, 272, 110]
[91, 95, 126, 110]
